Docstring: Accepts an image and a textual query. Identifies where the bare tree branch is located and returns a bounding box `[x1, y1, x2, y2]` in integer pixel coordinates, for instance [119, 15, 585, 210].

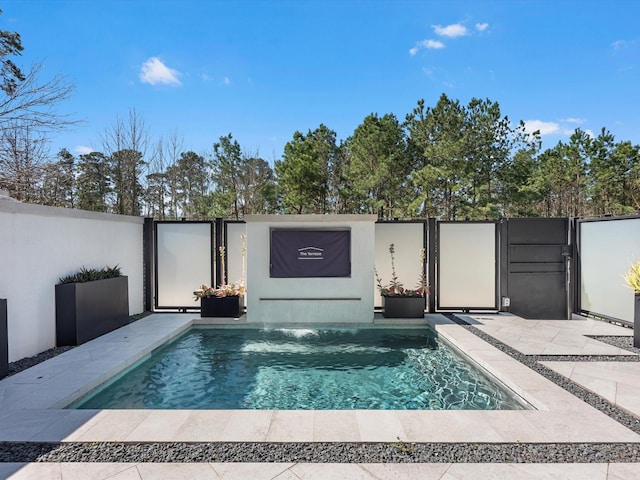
[0, 61, 77, 133]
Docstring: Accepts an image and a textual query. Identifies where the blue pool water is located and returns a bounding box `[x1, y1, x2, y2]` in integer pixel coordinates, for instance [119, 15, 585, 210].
[73, 327, 527, 410]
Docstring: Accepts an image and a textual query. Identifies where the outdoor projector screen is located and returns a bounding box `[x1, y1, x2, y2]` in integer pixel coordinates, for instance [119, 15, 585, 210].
[270, 229, 351, 278]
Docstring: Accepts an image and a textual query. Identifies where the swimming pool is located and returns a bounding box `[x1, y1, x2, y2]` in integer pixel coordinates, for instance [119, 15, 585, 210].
[72, 326, 527, 410]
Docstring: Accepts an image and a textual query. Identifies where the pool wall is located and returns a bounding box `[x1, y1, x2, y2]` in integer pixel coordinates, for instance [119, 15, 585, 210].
[245, 214, 377, 324]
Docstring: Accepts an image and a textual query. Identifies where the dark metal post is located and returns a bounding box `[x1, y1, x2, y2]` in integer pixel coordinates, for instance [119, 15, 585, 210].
[564, 217, 572, 320]
[143, 218, 154, 312]
[215, 218, 224, 286]
[0, 299, 8, 379]
[427, 218, 436, 313]
[634, 294, 640, 348]
[571, 217, 580, 317]
[498, 218, 509, 313]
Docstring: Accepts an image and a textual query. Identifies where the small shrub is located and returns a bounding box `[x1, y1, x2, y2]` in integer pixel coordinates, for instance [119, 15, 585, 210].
[624, 259, 640, 294]
[58, 265, 122, 284]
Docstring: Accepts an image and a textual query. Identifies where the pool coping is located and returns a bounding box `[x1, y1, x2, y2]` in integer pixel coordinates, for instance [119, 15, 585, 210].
[0, 313, 638, 444]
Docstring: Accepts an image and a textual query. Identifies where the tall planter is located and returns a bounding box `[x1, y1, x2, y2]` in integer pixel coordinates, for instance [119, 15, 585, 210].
[634, 294, 640, 348]
[55, 276, 129, 346]
[201, 295, 242, 318]
[382, 295, 425, 318]
[0, 299, 7, 379]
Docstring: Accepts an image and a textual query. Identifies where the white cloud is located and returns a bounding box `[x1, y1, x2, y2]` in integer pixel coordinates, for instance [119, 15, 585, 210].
[612, 39, 627, 50]
[559, 127, 594, 138]
[409, 39, 445, 55]
[433, 23, 468, 38]
[139, 57, 182, 86]
[410, 21, 487, 56]
[523, 120, 560, 136]
[525, 119, 597, 141]
[562, 117, 585, 124]
[223, 76, 231, 85]
[422, 39, 445, 49]
[422, 66, 436, 76]
[75, 145, 94, 155]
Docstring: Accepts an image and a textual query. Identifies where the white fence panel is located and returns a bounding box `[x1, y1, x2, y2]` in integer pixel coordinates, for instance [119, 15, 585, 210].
[438, 222, 497, 309]
[225, 222, 247, 284]
[374, 223, 426, 308]
[580, 217, 640, 324]
[156, 222, 212, 308]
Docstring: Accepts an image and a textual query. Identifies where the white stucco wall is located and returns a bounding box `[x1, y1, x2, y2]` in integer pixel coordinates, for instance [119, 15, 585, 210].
[245, 214, 377, 324]
[0, 200, 144, 361]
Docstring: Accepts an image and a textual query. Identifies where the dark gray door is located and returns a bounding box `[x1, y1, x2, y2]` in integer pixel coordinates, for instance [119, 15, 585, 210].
[504, 218, 569, 319]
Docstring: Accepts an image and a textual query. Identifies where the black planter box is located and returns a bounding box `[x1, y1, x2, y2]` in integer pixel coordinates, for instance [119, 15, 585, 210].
[0, 299, 7, 379]
[634, 294, 640, 348]
[201, 295, 242, 318]
[382, 295, 425, 318]
[55, 276, 129, 346]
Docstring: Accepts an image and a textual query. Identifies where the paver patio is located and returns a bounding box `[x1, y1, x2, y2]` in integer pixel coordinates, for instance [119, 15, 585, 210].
[0, 312, 639, 479]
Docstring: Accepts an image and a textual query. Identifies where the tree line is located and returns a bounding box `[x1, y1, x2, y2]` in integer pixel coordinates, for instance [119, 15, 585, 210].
[2, 93, 639, 220]
[0, 12, 638, 220]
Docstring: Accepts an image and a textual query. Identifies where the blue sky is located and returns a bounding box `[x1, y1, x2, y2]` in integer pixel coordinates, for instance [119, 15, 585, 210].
[4, 0, 639, 163]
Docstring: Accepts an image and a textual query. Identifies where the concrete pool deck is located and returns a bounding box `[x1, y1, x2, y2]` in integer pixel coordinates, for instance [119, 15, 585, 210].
[1, 312, 639, 478]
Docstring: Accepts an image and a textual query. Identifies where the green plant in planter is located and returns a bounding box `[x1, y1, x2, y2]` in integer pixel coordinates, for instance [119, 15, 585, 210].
[624, 259, 640, 294]
[375, 244, 429, 297]
[58, 265, 122, 284]
[55, 265, 128, 346]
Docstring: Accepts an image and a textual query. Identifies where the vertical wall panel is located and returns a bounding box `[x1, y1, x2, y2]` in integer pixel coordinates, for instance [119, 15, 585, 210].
[505, 218, 568, 319]
[374, 222, 426, 308]
[579, 217, 640, 324]
[156, 222, 212, 308]
[245, 214, 377, 324]
[438, 222, 497, 309]
[225, 222, 247, 285]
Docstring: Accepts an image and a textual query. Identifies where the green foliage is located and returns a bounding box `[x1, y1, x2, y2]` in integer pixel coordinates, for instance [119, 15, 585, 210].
[164, 150, 209, 219]
[211, 134, 277, 219]
[0, 10, 25, 96]
[37, 149, 76, 208]
[625, 259, 640, 294]
[347, 113, 411, 218]
[3, 92, 639, 220]
[406, 94, 539, 220]
[110, 148, 145, 216]
[588, 131, 639, 216]
[275, 125, 337, 214]
[59, 265, 122, 284]
[76, 151, 111, 212]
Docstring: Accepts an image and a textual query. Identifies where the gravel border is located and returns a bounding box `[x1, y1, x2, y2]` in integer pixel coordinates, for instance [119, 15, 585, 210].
[3, 314, 640, 464]
[0, 441, 639, 464]
[6, 312, 150, 377]
[7, 346, 74, 377]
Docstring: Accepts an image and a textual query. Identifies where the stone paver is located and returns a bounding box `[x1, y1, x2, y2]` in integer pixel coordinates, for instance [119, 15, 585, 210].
[2, 462, 640, 479]
[1, 313, 640, 478]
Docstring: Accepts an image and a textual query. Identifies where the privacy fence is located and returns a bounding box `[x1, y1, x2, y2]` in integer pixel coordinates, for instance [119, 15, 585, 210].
[150, 215, 639, 326]
[1, 203, 638, 362]
[577, 216, 640, 325]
